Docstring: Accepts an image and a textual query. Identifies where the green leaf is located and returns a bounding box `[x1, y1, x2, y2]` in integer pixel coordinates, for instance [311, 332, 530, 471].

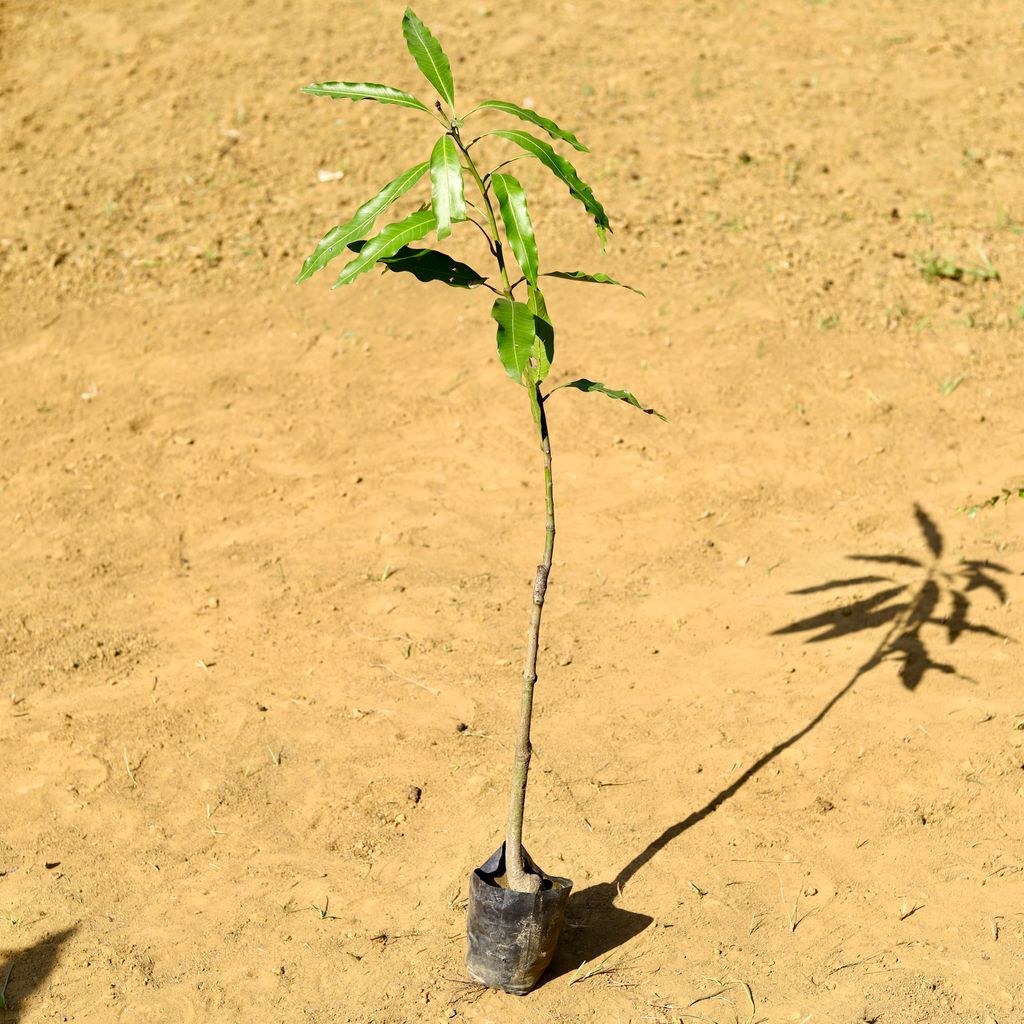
[429, 134, 466, 241]
[301, 80, 429, 112]
[527, 283, 553, 383]
[487, 129, 610, 242]
[332, 209, 438, 287]
[296, 162, 429, 283]
[477, 99, 588, 152]
[347, 240, 487, 289]
[402, 8, 455, 109]
[527, 281, 550, 322]
[491, 173, 538, 286]
[556, 379, 667, 421]
[542, 270, 645, 296]
[491, 299, 537, 382]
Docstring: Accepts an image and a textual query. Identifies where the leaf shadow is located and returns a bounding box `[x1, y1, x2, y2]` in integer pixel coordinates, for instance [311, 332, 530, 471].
[771, 503, 1011, 690]
[545, 505, 1014, 983]
[0, 925, 78, 1020]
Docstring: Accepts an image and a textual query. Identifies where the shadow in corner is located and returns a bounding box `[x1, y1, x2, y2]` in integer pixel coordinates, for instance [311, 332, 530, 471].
[0, 926, 78, 1020]
[546, 880, 653, 983]
[546, 505, 1012, 983]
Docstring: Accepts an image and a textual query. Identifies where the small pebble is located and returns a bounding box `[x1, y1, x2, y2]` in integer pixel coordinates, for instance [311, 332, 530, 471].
[407, 786, 422, 804]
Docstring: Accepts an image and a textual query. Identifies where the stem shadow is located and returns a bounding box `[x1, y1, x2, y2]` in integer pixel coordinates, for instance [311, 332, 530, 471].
[546, 505, 1013, 982]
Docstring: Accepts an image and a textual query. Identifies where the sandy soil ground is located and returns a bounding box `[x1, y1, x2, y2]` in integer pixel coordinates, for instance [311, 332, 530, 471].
[2, 2, 1023, 1022]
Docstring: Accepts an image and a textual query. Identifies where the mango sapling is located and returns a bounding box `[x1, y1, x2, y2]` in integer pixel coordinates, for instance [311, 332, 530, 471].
[297, 8, 665, 993]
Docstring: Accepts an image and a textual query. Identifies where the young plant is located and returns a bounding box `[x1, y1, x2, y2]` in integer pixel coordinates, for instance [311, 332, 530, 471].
[297, 9, 664, 897]
[914, 250, 999, 283]
[962, 484, 1024, 517]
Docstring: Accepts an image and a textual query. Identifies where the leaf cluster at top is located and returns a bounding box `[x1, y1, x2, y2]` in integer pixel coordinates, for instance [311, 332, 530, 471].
[296, 8, 664, 423]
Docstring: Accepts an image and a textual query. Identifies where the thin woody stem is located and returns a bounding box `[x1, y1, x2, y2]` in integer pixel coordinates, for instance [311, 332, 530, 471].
[502, 391, 553, 893]
[453, 126, 550, 893]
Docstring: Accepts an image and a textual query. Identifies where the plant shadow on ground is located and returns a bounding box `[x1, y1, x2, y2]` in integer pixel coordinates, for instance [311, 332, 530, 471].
[545, 504, 1012, 984]
[0, 926, 78, 1020]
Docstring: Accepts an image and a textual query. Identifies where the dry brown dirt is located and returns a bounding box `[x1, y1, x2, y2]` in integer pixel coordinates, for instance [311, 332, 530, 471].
[2, 2, 1023, 1022]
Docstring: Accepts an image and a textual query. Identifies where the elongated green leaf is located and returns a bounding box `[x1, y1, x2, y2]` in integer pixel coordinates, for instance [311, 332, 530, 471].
[527, 283, 553, 383]
[487, 129, 610, 242]
[429, 134, 466, 241]
[296, 162, 429, 283]
[491, 173, 539, 286]
[556, 378, 667, 421]
[333, 209, 438, 287]
[543, 270, 645, 296]
[527, 281, 550, 322]
[477, 99, 588, 152]
[491, 299, 537, 382]
[301, 80, 429, 112]
[347, 240, 487, 289]
[402, 8, 455, 109]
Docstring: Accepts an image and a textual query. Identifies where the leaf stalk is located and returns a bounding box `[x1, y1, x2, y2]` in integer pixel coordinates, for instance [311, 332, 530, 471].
[451, 127, 514, 301]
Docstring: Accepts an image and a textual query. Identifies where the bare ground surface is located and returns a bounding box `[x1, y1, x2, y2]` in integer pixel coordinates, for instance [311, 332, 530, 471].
[2, 2, 1023, 1022]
